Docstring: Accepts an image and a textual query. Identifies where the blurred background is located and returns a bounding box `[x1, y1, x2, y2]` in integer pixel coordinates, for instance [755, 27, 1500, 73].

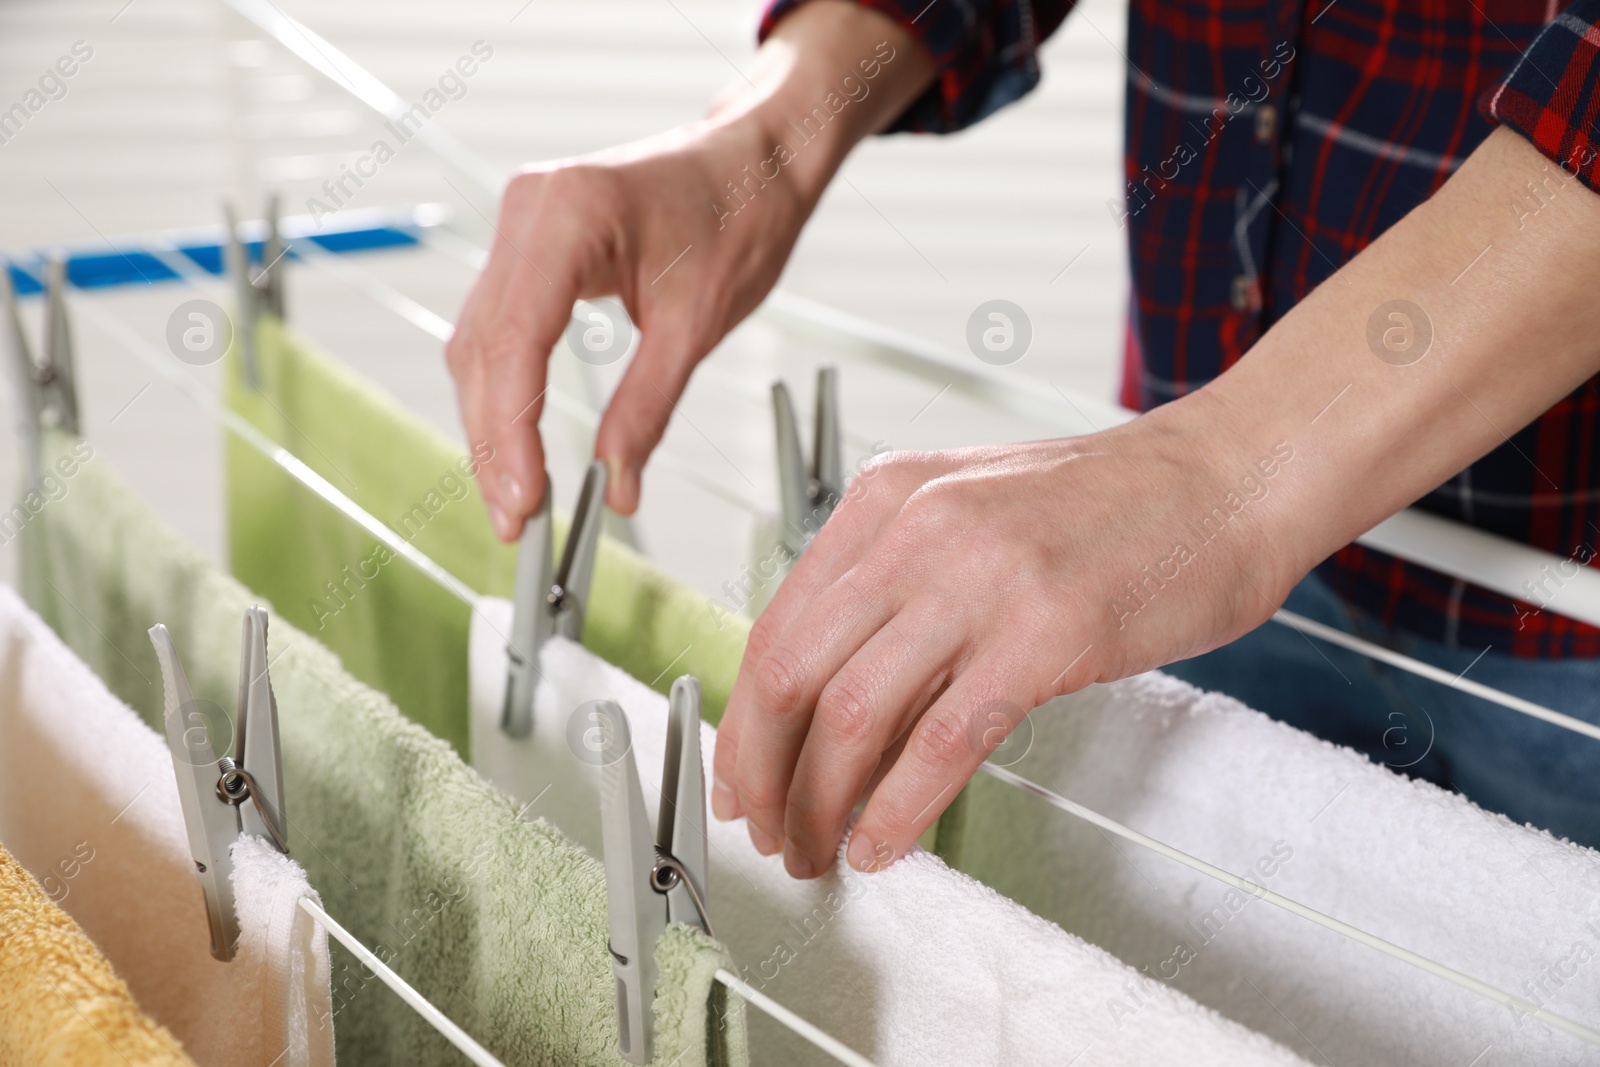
[0, 0, 1129, 599]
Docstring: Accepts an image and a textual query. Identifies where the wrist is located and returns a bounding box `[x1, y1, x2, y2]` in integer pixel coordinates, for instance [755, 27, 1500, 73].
[1135, 387, 1315, 611]
[710, 1, 936, 209]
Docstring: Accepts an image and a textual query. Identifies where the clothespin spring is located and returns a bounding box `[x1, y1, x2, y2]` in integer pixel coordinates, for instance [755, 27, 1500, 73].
[215, 758, 289, 854]
[606, 850, 716, 969]
[649, 848, 715, 940]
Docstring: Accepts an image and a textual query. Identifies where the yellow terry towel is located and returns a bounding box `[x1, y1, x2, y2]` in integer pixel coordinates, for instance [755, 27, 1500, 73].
[0, 839, 195, 1067]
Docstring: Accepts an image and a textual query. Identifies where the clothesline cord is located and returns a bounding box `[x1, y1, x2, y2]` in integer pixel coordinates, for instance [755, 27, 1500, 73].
[1273, 608, 1600, 742]
[978, 762, 1600, 1049]
[713, 969, 879, 1067]
[298, 896, 884, 1067]
[297, 896, 506, 1067]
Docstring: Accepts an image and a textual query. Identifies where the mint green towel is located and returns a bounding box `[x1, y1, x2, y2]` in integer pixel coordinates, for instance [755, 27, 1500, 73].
[223, 319, 749, 756]
[21, 430, 745, 1067]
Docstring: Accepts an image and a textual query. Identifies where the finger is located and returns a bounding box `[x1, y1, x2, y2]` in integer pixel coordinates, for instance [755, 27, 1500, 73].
[447, 330, 506, 536]
[447, 263, 516, 536]
[478, 259, 579, 537]
[481, 327, 549, 530]
[845, 664, 1030, 873]
[711, 581, 916, 825]
[863, 724, 915, 799]
[710, 692, 747, 821]
[762, 448, 956, 629]
[592, 316, 701, 516]
[781, 603, 960, 878]
[713, 485, 903, 823]
[731, 561, 908, 856]
[714, 450, 951, 826]
[717, 450, 947, 773]
[455, 168, 609, 538]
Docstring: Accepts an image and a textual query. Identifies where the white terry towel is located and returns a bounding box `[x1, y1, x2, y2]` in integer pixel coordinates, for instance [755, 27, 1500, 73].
[0, 585, 334, 1067]
[947, 671, 1600, 1067]
[469, 600, 1312, 1067]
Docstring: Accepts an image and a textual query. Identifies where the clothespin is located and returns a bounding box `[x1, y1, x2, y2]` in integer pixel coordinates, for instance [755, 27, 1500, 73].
[149, 606, 288, 962]
[501, 460, 609, 738]
[223, 195, 287, 389]
[3, 255, 80, 486]
[594, 676, 713, 1064]
[772, 365, 842, 557]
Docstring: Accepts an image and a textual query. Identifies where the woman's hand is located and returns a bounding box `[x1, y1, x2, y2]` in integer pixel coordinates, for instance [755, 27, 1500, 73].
[446, 1, 934, 533]
[446, 120, 805, 532]
[710, 397, 1305, 878]
[711, 126, 1600, 881]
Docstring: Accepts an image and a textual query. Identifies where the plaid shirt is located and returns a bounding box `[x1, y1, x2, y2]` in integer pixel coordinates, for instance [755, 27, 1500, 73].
[761, 0, 1600, 657]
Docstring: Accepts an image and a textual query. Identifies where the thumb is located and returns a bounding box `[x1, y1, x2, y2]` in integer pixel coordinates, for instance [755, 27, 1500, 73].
[593, 322, 702, 515]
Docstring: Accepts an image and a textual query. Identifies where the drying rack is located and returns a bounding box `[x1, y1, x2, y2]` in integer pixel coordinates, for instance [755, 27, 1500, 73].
[6, 2, 1600, 1063]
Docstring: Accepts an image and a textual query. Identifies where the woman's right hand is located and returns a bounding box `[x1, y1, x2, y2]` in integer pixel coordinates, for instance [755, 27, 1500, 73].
[445, 0, 934, 535]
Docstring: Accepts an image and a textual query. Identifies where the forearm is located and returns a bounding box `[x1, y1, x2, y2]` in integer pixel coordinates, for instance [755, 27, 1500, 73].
[705, 0, 936, 207]
[1157, 127, 1600, 596]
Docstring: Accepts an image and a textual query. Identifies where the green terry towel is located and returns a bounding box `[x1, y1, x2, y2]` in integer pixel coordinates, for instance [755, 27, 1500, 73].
[223, 318, 750, 756]
[21, 430, 746, 1067]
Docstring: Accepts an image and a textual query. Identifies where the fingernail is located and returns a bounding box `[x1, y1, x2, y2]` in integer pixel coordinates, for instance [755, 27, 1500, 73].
[498, 471, 524, 512]
[603, 457, 624, 505]
[847, 830, 882, 872]
[488, 504, 512, 540]
[784, 843, 816, 880]
[711, 779, 737, 821]
[605, 458, 638, 516]
[748, 824, 780, 856]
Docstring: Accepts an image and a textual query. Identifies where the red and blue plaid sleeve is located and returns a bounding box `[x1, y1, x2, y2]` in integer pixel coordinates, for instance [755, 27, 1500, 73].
[1483, 0, 1600, 190]
[758, 0, 1077, 133]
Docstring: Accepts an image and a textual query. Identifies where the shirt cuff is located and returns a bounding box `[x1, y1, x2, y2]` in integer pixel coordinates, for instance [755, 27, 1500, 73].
[1483, 0, 1600, 190]
[757, 0, 1055, 133]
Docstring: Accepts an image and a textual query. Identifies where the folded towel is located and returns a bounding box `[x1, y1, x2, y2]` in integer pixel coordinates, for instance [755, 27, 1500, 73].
[0, 837, 195, 1067]
[469, 602, 1313, 1067]
[938, 671, 1600, 1066]
[20, 429, 745, 1067]
[223, 319, 749, 755]
[0, 582, 334, 1067]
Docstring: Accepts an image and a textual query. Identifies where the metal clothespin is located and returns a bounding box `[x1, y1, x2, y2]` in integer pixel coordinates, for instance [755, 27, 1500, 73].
[773, 365, 842, 557]
[149, 606, 288, 962]
[4, 256, 80, 486]
[501, 460, 609, 738]
[223, 195, 287, 388]
[595, 676, 713, 1064]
